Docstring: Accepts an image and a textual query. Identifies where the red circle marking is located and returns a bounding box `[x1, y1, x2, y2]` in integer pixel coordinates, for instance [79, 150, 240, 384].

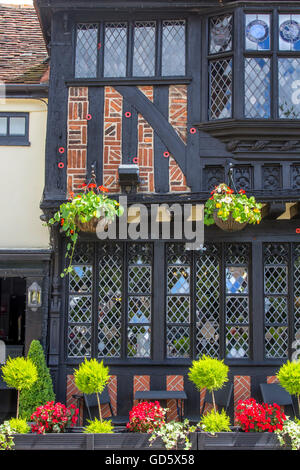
[163, 151, 170, 158]
[125, 112, 131, 118]
[132, 157, 138, 164]
[98, 42, 101, 50]
[296, 228, 300, 234]
[58, 147, 65, 154]
[86, 114, 92, 120]
[58, 162, 64, 169]
[190, 127, 196, 134]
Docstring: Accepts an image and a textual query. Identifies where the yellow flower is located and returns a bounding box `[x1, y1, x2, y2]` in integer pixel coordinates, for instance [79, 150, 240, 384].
[216, 203, 221, 208]
[254, 208, 260, 213]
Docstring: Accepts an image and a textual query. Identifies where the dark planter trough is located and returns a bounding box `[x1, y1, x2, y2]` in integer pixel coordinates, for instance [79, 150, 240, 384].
[13, 431, 284, 451]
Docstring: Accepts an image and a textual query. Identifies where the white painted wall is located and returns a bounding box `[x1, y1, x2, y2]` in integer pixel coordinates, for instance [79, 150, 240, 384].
[0, 99, 50, 249]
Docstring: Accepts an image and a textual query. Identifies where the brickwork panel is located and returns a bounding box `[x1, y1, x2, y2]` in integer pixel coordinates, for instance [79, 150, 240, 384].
[137, 86, 154, 193]
[166, 375, 184, 421]
[133, 375, 150, 407]
[234, 375, 251, 422]
[67, 87, 89, 194]
[103, 87, 123, 193]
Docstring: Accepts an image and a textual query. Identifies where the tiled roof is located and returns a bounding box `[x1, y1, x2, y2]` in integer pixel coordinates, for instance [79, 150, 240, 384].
[0, 4, 49, 84]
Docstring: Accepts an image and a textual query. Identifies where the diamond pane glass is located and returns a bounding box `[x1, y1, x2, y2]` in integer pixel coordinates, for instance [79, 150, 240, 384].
[167, 267, 190, 294]
[226, 267, 248, 294]
[69, 266, 93, 293]
[167, 296, 190, 323]
[226, 327, 249, 358]
[265, 327, 288, 358]
[128, 266, 151, 293]
[264, 266, 287, 294]
[104, 23, 127, 77]
[128, 243, 152, 264]
[226, 297, 249, 324]
[279, 14, 300, 51]
[68, 325, 91, 358]
[195, 253, 220, 357]
[264, 243, 288, 265]
[245, 14, 270, 51]
[265, 297, 288, 324]
[278, 58, 300, 119]
[98, 247, 123, 358]
[133, 22, 155, 76]
[167, 243, 191, 265]
[294, 246, 300, 336]
[245, 57, 270, 118]
[128, 296, 151, 323]
[167, 326, 190, 358]
[75, 24, 98, 78]
[209, 14, 232, 54]
[128, 326, 151, 358]
[73, 243, 93, 265]
[69, 295, 92, 323]
[209, 59, 232, 120]
[162, 20, 185, 76]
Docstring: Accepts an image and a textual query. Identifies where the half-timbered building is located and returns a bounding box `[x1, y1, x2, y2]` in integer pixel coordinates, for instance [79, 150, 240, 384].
[36, 0, 300, 420]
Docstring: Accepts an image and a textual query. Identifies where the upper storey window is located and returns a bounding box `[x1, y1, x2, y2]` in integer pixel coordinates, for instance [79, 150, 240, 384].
[75, 20, 186, 79]
[208, 9, 300, 121]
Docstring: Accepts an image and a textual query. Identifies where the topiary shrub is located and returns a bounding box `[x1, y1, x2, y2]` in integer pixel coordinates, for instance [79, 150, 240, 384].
[277, 360, 300, 416]
[74, 358, 110, 422]
[83, 418, 113, 434]
[188, 355, 229, 412]
[9, 418, 30, 434]
[1, 356, 38, 418]
[19, 340, 55, 421]
[198, 409, 231, 433]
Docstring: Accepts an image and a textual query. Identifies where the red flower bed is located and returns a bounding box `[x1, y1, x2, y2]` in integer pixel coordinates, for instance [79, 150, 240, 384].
[31, 401, 79, 434]
[126, 401, 166, 433]
[235, 398, 286, 432]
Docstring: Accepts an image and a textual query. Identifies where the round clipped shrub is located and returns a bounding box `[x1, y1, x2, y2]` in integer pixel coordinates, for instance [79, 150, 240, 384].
[1, 356, 38, 418]
[19, 340, 55, 421]
[188, 355, 229, 412]
[277, 360, 300, 413]
[9, 418, 30, 434]
[198, 409, 231, 433]
[83, 418, 113, 434]
[74, 358, 110, 422]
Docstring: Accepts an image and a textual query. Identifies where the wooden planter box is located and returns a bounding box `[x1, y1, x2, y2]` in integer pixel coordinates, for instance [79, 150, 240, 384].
[198, 431, 282, 450]
[13, 431, 284, 451]
[13, 432, 197, 451]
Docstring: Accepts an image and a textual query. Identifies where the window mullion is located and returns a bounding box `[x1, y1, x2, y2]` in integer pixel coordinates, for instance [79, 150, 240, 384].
[127, 21, 133, 78]
[156, 20, 162, 77]
[234, 7, 243, 119]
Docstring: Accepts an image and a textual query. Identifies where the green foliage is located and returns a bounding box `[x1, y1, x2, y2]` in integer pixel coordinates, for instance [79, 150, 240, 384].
[83, 418, 114, 434]
[275, 418, 300, 450]
[198, 410, 231, 434]
[204, 183, 262, 226]
[2, 356, 38, 392]
[9, 418, 30, 434]
[19, 340, 55, 421]
[0, 422, 15, 451]
[47, 186, 124, 277]
[277, 360, 300, 397]
[188, 355, 229, 392]
[74, 358, 110, 395]
[149, 419, 196, 450]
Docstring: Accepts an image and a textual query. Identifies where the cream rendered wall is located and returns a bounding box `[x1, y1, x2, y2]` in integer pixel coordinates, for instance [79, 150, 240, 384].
[0, 98, 50, 249]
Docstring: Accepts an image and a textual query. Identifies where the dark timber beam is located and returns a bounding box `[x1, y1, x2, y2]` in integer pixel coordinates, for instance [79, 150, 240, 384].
[262, 202, 287, 220]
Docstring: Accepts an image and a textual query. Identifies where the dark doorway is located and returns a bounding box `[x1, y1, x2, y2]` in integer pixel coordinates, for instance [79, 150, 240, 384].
[0, 277, 26, 355]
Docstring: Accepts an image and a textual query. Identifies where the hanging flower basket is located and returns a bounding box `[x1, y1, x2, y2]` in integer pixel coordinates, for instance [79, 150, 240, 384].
[47, 182, 124, 277]
[204, 183, 262, 232]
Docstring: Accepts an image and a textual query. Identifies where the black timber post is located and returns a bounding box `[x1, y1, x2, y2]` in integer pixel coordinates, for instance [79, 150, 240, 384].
[43, 12, 73, 201]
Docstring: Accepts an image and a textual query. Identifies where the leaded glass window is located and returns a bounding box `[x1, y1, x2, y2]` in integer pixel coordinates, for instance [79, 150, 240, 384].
[127, 244, 152, 358]
[209, 59, 233, 120]
[195, 244, 220, 358]
[74, 20, 186, 78]
[225, 244, 250, 359]
[245, 14, 271, 51]
[293, 245, 300, 345]
[166, 244, 191, 358]
[264, 243, 289, 359]
[278, 58, 300, 119]
[244, 57, 271, 118]
[162, 20, 186, 76]
[133, 22, 156, 77]
[209, 14, 232, 54]
[75, 24, 98, 78]
[279, 14, 300, 52]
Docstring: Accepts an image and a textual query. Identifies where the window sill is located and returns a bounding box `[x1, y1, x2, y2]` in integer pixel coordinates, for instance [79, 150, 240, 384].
[66, 76, 192, 87]
[0, 139, 30, 147]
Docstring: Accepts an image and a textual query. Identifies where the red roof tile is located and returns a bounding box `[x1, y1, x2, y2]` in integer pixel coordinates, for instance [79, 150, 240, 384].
[0, 4, 48, 84]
